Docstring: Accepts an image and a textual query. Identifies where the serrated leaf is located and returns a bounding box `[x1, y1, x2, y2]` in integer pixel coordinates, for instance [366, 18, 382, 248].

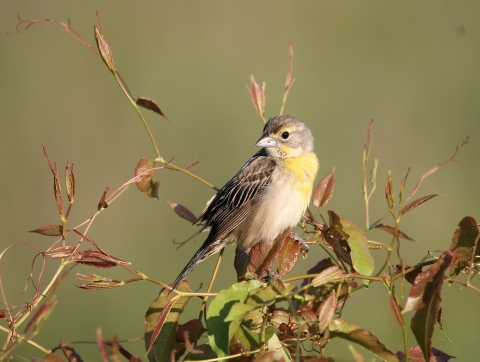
[167, 201, 197, 223]
[400, 194, 438, 216]
[328, 211, 375, 281]
[206, 280, 262, 358]
[329, 318, 399, 362]
[145, 281, 192, 362]
[403, 251, 454, 361]
[312, 170, 335, 207]
[29, 224, 63, 237]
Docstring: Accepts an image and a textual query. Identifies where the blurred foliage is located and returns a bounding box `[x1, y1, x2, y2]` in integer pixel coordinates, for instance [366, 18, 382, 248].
[1, 2, 480, 361]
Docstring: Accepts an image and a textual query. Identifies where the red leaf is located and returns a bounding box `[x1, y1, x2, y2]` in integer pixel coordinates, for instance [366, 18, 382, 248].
[312, 170, 335, 207]
[276, 232, 302, 276]
[247, 229, 290, 277]
[65, 160, 75, 203]
[407, 345, 455, 362]
[300, 258, 335, 289]
[400, 194, 438, 216]
[136, 97, 168, 119]
[71, 250, 130, 268]
[168, 201, 197, 224]
[395, 264, 423, 285]
[388, 292, 405, 328]
[403, 252, 455, 361]
[29, 224, 63, 236]
[96, 328, 110, 362]
[385, 171, 394, 210]
[49, 246, 75, 259]
[311, 266, 345, 287]
[94, 26, 115, 71]
[97, 187, 109, 210]
[318, 292, 337, 330]
[146, 297, 176, 355]
[449, 216, 480, 276]
[372, 224, 415, 241]
[246, 75, 266, 120]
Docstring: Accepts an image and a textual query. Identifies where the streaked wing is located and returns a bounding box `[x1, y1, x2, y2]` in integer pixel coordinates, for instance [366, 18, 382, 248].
[195, 150, 276, 241]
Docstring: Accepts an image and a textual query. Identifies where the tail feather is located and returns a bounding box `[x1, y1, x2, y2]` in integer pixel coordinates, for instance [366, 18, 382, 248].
[170, 239, 222, 293]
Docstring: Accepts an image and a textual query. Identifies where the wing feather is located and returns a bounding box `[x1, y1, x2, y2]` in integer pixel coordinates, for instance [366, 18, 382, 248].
[195, 150, 276, 241]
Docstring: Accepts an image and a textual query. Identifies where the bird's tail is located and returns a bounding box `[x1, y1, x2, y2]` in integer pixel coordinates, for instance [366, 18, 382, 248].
[170, 241, 218, 293]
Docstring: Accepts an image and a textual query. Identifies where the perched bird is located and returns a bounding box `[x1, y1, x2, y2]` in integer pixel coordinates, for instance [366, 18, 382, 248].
[171, 115, 319, 292]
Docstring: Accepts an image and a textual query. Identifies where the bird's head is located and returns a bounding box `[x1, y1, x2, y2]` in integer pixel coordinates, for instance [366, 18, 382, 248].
[255, 115, 315, 158]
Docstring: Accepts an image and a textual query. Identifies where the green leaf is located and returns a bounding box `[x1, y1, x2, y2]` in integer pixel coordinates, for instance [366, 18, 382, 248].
[224, 303, 256, 322]
[206, 280, 262, 358]
[328, 211, 375, 283]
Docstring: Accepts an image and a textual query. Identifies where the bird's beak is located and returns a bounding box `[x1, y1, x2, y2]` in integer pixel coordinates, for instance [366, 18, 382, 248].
[255, 133, 277, 148]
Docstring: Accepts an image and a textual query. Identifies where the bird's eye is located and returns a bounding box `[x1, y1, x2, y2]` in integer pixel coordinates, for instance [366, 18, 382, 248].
[281, 131, 290, 139]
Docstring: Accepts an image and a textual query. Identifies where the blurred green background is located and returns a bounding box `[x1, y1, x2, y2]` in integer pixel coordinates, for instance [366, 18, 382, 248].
[1, 1, 479, 361]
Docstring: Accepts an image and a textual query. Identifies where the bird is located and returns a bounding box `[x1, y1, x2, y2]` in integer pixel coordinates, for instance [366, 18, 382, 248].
[171, 115, 319, 292]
